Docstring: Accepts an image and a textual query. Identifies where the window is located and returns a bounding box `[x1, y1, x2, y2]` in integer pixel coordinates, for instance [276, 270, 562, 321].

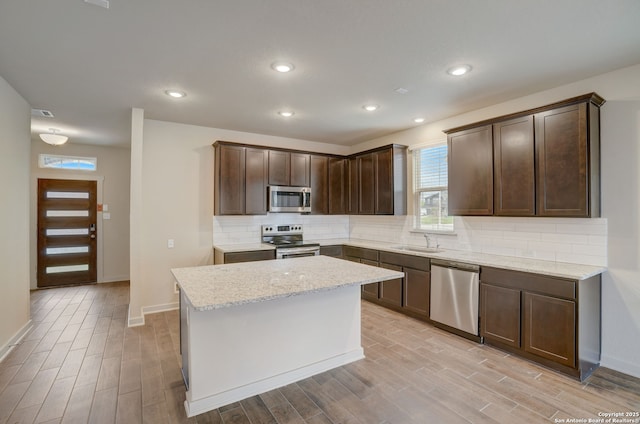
[39, 154, 97, 171]
[414, 143, 452, 232]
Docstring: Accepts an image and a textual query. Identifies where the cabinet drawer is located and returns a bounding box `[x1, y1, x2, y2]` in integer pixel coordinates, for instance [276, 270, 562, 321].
[379, 251, 430, 271]
[344, 246, 379, 261]
[224, 250, 275, 264]
[320, 245, 343, 257]
[481, 267, 575, 300]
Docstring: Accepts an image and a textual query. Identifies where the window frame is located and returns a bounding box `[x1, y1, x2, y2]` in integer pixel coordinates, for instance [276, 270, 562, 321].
[413, 142, 454, 233]
[38, 154, 97, 172]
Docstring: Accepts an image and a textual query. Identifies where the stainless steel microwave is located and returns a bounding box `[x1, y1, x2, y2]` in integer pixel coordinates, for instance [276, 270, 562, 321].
[268, 186, 311, 213]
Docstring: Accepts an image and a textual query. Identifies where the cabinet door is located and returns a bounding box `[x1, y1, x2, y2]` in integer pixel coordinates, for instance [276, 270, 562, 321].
[480, 284, 521, 347]
[245, 148, 268, 214]
[535, 102, 589, 217]
[374, 149, 393, 214]
[358, 153, 375, 214]
[448, 125, 493, 215]
[379, 263, 403, 307]
[328, 157, 346, 214]
[310, 155, 328, 214]
[403, 267, 430, 316]
[290, 153, 310, 187]
[215, 144, 245, 215]
[268, 150, 290, 186]
[347, 156, 359, 214]
[494, 116, 535, 216]
[523, 292, 576, 367]
[361, 258, 379, 299]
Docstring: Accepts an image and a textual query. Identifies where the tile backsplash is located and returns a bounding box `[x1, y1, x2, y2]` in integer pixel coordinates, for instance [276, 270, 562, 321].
[213, 215, 350, 245]
[214, 214, 607, 266]
[350, 215, 607, 267]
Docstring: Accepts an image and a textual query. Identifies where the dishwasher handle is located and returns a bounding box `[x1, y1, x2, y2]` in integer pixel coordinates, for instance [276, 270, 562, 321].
[431, 259, 479, 273]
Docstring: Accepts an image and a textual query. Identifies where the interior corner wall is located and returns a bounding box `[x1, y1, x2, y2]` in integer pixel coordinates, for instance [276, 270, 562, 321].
[0, 75, 32, 357]
[29, 142, 131, 288]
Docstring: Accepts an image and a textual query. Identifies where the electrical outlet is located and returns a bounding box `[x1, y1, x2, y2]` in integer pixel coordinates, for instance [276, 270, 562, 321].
[168, 239, 174, 248]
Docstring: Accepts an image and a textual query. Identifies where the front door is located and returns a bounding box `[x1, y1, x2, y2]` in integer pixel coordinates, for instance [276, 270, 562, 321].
[37, 179, 97, 287]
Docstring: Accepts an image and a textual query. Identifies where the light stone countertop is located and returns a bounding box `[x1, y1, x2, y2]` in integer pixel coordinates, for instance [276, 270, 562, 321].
[172, 255, 404, 311]
[212, 242, 275, 253]
[213, 238, 606, 281]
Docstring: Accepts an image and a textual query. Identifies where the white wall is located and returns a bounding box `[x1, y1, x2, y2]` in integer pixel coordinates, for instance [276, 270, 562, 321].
[0, 75, 32, 359]
[29, 142, 131, 287]
[129, 120, 349, 325]
[600, 99, 640, 377]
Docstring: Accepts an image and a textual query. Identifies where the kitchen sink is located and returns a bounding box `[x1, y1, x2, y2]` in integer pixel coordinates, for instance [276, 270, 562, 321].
[391, 245, 444, 254]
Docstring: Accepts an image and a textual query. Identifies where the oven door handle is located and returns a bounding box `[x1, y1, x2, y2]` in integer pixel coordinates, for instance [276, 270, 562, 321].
[276, 246, 320, 259]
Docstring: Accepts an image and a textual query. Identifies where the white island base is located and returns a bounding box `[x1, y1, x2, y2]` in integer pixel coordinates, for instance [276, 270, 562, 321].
[181, 284, 363, 417]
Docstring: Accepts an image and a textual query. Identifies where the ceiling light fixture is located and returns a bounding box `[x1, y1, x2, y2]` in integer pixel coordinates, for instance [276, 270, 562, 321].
[271, 62, 295, 73]
[363, 104, 379, 112]
[165, 90, 186, 98]
[40, 128, 68, 146]
[446, 65, 472, 76]
[414, 118, 425, 123]
[278, 111, 295, 117]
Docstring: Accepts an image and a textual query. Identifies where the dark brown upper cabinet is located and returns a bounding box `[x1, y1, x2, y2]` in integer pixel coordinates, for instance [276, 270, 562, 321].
[310, 155, 328, 214]
[447, 125, 494, 216]
[446, 93, 604, 218]
[214, 143, 268, 215]
[493, 115, 535, 216]
[268, 151, 310, 187]
[347, 156, 359, 214]
[328, 157, 347, 214]
[354, 145, 407, 215]
[535, 101, 600, 217]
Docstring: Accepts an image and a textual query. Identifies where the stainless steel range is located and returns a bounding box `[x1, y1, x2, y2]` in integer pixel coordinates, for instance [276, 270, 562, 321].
[261, 224, 320, 259]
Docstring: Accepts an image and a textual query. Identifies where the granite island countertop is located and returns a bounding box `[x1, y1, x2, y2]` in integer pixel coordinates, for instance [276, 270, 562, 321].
[213, 238, 605, 281]
[172, 255, 404, 311]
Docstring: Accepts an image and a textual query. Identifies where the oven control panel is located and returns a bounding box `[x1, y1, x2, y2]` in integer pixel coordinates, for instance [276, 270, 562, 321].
[261, 224, 303, 235]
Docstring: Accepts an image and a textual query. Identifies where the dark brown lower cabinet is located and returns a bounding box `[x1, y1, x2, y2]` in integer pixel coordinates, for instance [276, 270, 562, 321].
[481, 284, 521, 348]
[319, 245, 343, 258]
[523, 292, 575, 367]
[213, 248, 275, 264]
[480, 266, 600, 380]
[344, 246, 380, 301]
[403, 267, 430, 317]
[379, 263, 402, 307]
[378, 251, 430, 319]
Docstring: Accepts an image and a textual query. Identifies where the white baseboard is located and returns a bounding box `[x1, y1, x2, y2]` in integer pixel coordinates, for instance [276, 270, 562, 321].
[99, 275, 130, 283]
[127, 302, 179, 327]
[184, 349, 364, 417]
[0, 319, 33, 363]
[601, 354, 640, 379]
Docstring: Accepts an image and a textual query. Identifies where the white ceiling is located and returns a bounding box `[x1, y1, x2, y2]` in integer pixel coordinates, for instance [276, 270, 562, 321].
[1, 0, 640, 148]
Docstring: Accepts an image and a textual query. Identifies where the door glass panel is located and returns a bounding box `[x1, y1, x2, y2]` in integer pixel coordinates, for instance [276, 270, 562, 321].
[46, 191, 90, 199]
[46, 228, 89, 236]
[46, 210, 90, 217]
[46, 264, 89, 274]
[46, 246, 90, 255]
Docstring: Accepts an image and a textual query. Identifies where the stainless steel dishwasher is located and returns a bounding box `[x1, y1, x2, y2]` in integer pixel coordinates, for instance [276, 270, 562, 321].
[429, 259, 480, 338]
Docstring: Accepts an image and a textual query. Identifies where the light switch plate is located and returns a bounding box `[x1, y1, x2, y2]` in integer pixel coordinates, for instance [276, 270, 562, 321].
[103, 212, 111, 220]
[168, 239, 174, 248]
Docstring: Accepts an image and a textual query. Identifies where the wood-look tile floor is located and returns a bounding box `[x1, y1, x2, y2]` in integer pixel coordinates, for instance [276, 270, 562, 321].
[1, 282, 639, 424]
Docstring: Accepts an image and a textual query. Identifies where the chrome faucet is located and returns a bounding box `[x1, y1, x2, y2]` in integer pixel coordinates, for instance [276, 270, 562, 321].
[424, 233, 431, 248]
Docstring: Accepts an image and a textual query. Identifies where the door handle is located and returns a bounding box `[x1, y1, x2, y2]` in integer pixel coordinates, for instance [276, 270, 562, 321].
[90, 234, 96, 239]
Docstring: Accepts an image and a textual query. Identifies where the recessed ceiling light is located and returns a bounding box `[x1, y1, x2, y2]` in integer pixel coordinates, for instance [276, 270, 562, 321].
[165, 90, 186, 98]
[363, 104, 379, 112]
[271, 62, 295, 73]
[446, 65, 472, 76]
[414, 118, 425, 123]
[278, 111, 295, 117]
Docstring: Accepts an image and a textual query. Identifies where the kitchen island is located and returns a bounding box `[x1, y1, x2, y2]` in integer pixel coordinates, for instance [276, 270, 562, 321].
[171, 255, 403, 417]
